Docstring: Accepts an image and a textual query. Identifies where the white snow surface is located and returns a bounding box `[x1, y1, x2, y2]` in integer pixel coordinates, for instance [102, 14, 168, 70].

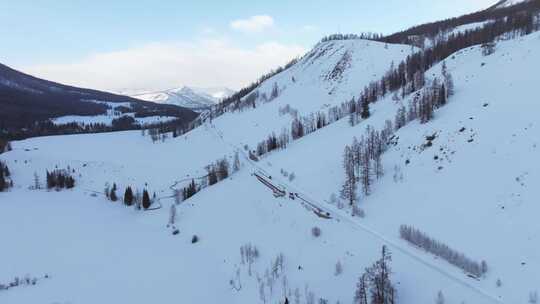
[1, 32, 540, 304]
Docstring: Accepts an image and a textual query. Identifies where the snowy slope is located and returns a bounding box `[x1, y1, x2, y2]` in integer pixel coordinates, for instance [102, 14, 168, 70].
[491, 0, 530, 9]
[1, 30, 540, 304]
[251, 31, 540, 304]
[130, 86, 234, 112]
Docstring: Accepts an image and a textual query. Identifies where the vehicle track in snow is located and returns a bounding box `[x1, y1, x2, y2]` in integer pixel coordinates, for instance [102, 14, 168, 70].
[204, 121, 504, 304]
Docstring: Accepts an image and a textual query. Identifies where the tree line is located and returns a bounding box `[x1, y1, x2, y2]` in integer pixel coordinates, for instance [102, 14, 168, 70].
[46, 169, 75, 190]
[378, 9, 538, 99]
[319, 33, 384, 43]
[400, 225, 488, 277]
[175, 153, 241, 203]
[380, 0, 540, 46]
[105, 183, 154, 210]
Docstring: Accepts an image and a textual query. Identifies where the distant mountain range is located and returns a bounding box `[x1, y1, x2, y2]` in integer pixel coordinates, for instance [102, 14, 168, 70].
[127, 86, 235, 112]
[0, 63, 198, 138]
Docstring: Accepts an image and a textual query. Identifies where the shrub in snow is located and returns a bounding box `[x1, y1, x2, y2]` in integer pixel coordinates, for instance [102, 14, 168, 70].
[240, 243, 259, 265]
[288, 172, 295, 181]
[400, 225, 487, 277]
[191, 235, 199, 244]
[530, 291, 539, 304]
[481, 42, 496, 56]
[435, 291, 445, 304]
[229, 268, 242, 292]
[481, 260, 488, 275]
[352, 204, 365, 218]
[393, 165, 404, 183]
[335, 260, 343, 276]
[311, 227, 322, 238]
[273, 253, 285, 275]
[328, 193, 338, 205]
[168, 204, 177, 227]
[496, 278, 502, 287]
[0, 274, 46, 291]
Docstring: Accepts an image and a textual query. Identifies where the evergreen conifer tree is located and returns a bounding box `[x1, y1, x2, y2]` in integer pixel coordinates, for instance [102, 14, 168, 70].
[124, 187, 134, 206]
[142, 189, 151, 209]
[110, 183, 118, 201]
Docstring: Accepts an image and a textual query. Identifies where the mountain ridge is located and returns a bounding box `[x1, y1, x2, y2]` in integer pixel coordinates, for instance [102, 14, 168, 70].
[0, 62, 198, 139]
[129, 86, 234, 112]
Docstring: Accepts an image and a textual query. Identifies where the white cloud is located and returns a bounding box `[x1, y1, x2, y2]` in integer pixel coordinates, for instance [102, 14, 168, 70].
[230, 15, 274, 33]
[23, 39, 306, 92]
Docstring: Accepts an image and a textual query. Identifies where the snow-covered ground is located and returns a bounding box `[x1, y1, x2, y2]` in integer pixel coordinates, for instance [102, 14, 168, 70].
[1, 27, 540, 304]
[50, 101, 178, 127]
[51, 113, 178, 127]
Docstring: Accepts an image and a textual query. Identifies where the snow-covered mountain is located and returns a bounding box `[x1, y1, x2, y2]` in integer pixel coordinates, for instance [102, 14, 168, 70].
[1, 2, 540, 304]
[0, 63, 197, 136]
[490, 0, 530, 9]
[130, 86, 234, 112]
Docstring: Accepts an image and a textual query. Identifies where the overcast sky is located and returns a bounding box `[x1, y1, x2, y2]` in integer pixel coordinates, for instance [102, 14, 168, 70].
[1, 0, 497, 92]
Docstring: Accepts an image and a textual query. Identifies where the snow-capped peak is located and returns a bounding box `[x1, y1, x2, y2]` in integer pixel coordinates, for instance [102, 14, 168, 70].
[129, 86, 234, 112]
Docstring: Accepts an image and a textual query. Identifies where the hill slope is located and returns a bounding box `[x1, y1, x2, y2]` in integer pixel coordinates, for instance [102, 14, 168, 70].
[0, 63, 198, 137]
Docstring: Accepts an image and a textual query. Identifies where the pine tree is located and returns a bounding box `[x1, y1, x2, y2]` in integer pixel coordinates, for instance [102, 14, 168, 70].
[142, 189, 151, 209]
[360, 99, 370, 119]
[360, 150, 372, 196]
[124, 186, 134, 206]
[340, 146, 357, 206]
[110, 183, 118, 202]
[366, 246, 395, 304]
[353, 274, 369, 304]
[394, 105, 407, 130]
[349, 112, 358, 126]
[439, 84, 447, 106]
[270, 82, 279, 100]
[442, 62, 454, 97]
[207, 166, 218, 185]
[65, 175, 75, 188]
[0, 170, 5, 192]
[436, 291, 445, 304]
[217, 158, 230, 180]
[46, 171, 54, 189]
